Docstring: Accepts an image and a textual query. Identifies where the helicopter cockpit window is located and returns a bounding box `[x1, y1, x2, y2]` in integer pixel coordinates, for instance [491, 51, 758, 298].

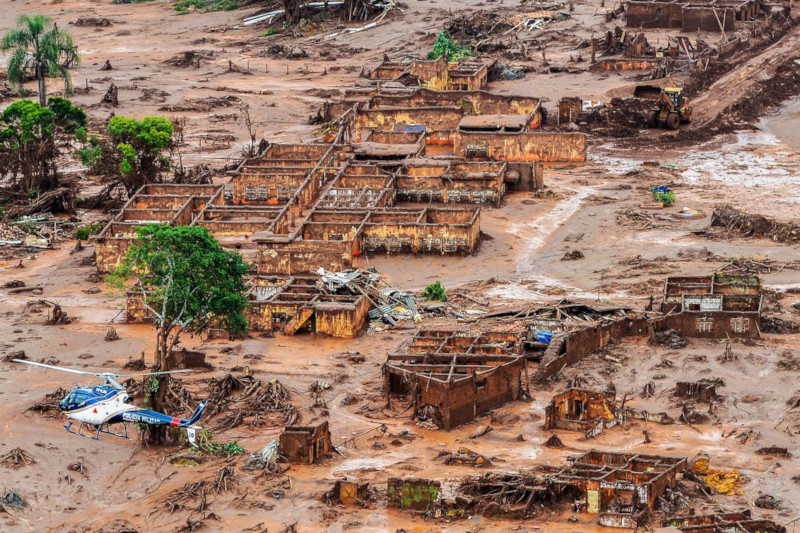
[60, 390, 92, 408]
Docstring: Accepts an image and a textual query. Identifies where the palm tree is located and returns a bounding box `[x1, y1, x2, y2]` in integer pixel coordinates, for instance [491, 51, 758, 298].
[2, 14, 80, 106]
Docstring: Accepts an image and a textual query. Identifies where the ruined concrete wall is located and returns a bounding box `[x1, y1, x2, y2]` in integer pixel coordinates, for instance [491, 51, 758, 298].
[409, 57, 448, 85]
[314, 298, 371, 338]
[196, 220, 273, 237]
[95, 237, 133, 273]
[395, 171, 504, 205]
[444, 360, 525, 430]
[590, 59, 663, 72]
[387, 478, 441, 510]
[125, 290, 155, 323]
[257, 240, 354, 275]
[248, 302, 273, 331]
[455, 132, 587, 162]
[370, 90, 540, 116]
[356, 108, 464, 140]
[362, 219, 479, 255]
[682, 7, 736, 32]
[280, 422, 331, 464]
[232, 173, 308, 205]
[663, 311, 760, 339]
[448, 71, 487, 91]
[626, 2, 683, 28]
[536, 318, 650, 380]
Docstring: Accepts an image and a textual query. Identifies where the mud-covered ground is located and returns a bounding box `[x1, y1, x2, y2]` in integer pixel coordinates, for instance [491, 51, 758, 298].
[2, 1, 800, 532]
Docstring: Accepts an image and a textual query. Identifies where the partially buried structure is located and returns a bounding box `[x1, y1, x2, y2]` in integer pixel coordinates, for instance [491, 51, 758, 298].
[661, 273, 762, 338]
[384, 328, 529, 430]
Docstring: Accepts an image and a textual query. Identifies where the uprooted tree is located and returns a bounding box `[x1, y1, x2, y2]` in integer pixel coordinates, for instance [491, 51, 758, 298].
[110, 225, 249, 444]
[0, 97, 86, 194]
[2, 14, 81, 106]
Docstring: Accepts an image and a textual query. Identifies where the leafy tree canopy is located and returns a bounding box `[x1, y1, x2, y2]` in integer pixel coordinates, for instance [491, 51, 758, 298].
[108, 116, 174, 178]
[112, 225, 249, 360]
[1, 14, 81, 105]
[0, 98, 86, 192]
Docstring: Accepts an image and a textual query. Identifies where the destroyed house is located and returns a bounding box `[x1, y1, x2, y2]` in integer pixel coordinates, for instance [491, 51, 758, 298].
[330, 87, 585, 164]
[94, 184, 224, 272]
[545, 388, 617, 434]
[279, 421, 332, 464]
[254, 206, 481, 275]
[384, 329, 528, 430]
[246, 274, 373, 338]
[366, 56, 494, 91]
[552, 450, 687, 528]
[661, 274, 762, 338]
[128, 269, 390, 338]
[226, 142, 487, 276]
[666, 510, 787, 532]
[544, 386, 673, 438]
[626, 0, 764, 32]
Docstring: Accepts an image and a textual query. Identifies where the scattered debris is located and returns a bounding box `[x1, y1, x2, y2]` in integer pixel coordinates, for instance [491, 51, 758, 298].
[711, 205, 800, 244]
[104, 327, 120, 341]
[0, 448, 36, 469]
[561, 249, 584, 261]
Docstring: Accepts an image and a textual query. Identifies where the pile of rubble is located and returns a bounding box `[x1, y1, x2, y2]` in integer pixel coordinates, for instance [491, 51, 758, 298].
[317, 268, 419, 331]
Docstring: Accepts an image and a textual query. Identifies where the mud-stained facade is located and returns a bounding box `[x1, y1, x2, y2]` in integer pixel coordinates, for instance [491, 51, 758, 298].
[367, 56, 494, 91]
[94, 184, 224, 272]
[128, 273, 375, 338]
[545, 388, 617, 433]
[247, 275, 372, 338]
[552, 450, 687, 528]
[384, 329, 528, 430]
[665, 510, 786, 532]
[661, 274, 762, 339]
[279, 422, 332, 464]
[626, 0, 763, 32]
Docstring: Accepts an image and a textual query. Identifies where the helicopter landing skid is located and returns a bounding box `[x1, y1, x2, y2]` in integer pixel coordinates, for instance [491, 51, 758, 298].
[65, 420, 130, 441]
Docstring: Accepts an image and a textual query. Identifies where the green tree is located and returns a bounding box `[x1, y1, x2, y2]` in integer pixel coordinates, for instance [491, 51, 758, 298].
[110, 225, 249, 444]
[2, 14, 81, 106]
[426, 31, 474, 62]
[0, 97, 86, 192]
[108, 116, 174, 195]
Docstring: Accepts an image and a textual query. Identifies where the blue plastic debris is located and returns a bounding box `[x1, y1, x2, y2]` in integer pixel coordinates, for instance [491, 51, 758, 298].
[536, 331, 554, 343]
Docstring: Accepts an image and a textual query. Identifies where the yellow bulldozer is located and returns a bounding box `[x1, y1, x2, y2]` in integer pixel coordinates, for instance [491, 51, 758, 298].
[634, 85, 693, 130]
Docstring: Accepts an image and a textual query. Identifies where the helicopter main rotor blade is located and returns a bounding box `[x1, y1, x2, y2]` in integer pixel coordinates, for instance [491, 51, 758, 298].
[114, 369, 194, 378]
[12, 359, 97, 376]
[12, 359, 195, 379]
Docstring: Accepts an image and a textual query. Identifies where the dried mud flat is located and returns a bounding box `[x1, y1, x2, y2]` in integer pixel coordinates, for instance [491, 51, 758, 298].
[2, 0, 800, 532]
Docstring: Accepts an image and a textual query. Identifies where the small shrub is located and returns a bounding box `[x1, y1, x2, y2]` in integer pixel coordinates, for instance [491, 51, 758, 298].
[174, 0, 238, 14]
[260, 28, 280, 37]
[652, 190, 676, 206]
[75, 224, 101, 240]
[191, 428, 245, 457]
[422, 281, 447, 301]
[427, 31, 475, 62]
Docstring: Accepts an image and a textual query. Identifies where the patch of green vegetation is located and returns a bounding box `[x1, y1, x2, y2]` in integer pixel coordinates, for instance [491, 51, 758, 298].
[191, 429, 245, 457]
[652, 190, 676, 206]
[75, 224, 101, 240]
[259, 28, 281, 37]
[173, 0, 238, 14]
[427, 31, 475, 62]
[422, 280, 447, 302]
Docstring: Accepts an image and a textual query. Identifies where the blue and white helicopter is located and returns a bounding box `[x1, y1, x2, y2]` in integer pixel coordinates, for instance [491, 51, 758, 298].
[14, 359, 208, 445]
